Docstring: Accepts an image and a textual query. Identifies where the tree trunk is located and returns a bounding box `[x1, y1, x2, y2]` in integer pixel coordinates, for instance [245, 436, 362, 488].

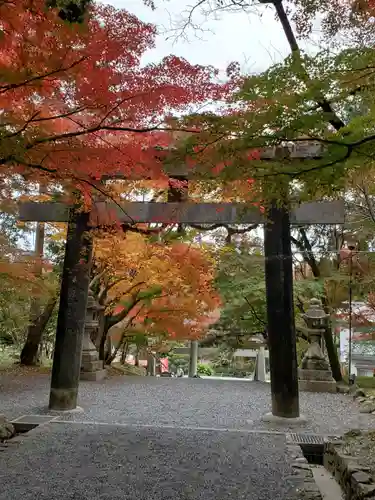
[99, 311, 126, 362]
[99, 329, 106, 362]
[322, 300, 343, 382]
[120, 342, 128, 364]
[20, 295, 58, 366]
[293, 228, 343, 382]
[93, 310, 105, 353]
[103, 337, 112, 364]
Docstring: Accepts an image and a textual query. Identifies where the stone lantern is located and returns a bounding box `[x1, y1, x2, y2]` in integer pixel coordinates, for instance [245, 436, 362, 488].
[80, 291, 107, 381]
[298, 298, 336, 393]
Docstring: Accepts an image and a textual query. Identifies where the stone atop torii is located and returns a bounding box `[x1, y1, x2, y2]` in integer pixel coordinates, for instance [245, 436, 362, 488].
[19, 199, 344, 225]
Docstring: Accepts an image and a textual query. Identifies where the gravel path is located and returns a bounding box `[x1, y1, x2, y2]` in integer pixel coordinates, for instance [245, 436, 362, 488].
[1, 374, 374, 435]
[1, 374, 372, 500]
[0, 422, 295, 500]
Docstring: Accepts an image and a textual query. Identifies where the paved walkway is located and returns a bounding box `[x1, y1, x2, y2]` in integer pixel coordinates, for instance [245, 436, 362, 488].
[0, 374, 374, 500]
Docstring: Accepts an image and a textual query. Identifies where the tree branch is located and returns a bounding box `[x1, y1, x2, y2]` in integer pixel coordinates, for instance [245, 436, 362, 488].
[270, 0, 346, 132]
[190, 223, 258, 233]
[291, 229, 321, 277]
[103, 281, 146, 308]
[89, 269, 107, 291]
[244, 296, 267, 326]
[0, 57, 87, 94]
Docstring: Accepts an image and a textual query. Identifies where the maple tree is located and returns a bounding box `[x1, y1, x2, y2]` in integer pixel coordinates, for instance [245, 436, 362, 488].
[88, 230, 220, 364]
[144, 0, 375, 383]
[0, 0, 229, 211]
[0, 0, 231, 368]
[144, 1, 373, 206]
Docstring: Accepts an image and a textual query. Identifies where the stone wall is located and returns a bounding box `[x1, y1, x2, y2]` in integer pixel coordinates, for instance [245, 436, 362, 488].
[285, 442, 322, 500]
[324, 438, 375, 499]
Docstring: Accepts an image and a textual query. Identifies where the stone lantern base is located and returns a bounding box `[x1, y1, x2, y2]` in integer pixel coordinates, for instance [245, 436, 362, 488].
[80, 324, 107, 382]
[81, 349, 107, 381]
[298, 368, 336, 393]
[80, 291, 107, 382]
[299, 351, 336, 393]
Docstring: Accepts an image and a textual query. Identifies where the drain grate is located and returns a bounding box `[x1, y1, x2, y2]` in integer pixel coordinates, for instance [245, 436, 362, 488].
[288, 433, 325, 445]
[288, 433, 327, 465]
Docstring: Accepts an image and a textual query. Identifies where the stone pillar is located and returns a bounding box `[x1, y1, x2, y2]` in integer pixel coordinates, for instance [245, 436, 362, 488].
[80, 291, 106, 381]
[263, 199, 300, 418]
[254, 347, 267, 382]
[299, 299, 336, 393]
[189, 340, 198, 377]
[49, 208, 92, 411]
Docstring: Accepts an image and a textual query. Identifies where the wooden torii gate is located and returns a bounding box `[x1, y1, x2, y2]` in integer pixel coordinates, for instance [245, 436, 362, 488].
[19, 143, 345, 420]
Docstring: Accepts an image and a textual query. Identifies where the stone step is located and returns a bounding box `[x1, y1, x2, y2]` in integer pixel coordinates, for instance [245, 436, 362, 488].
[81, 360, 103, 372]
[299, 380, 337, 393]
[299, 369, 335, 381]
[80, 369, 107, 381]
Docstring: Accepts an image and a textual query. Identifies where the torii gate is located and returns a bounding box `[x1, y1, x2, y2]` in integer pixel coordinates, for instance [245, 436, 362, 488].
[19, 143, 345, 421]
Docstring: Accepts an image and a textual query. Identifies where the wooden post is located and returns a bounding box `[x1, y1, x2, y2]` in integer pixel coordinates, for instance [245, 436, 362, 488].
[49, 207, 93, 411]
[264, 199, 300, 418]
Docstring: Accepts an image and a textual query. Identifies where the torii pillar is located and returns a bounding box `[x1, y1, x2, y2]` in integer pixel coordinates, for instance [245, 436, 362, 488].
[49, 207, 92, 411]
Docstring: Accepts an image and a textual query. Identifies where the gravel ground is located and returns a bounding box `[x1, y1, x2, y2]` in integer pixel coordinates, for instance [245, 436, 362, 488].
[1, 374, 374, 435]
[0, 422, 295, 500]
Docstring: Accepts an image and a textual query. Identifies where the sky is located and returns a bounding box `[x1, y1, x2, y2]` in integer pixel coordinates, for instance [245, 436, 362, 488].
[103, 0, 319, 74]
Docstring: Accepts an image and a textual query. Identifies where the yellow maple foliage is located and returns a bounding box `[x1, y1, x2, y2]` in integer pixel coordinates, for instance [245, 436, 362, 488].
[92, 231, 220, 346]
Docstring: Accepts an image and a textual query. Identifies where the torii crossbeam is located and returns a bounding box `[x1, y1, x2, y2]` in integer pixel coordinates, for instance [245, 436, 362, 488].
[19, 199, 344, 226]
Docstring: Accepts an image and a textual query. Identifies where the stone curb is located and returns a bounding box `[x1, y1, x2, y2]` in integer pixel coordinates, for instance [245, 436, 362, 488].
[324, 440, 375, 499]
[285, 443, 323, 500]
[0, 420, 56, 452]
[353, 388, 375, 414]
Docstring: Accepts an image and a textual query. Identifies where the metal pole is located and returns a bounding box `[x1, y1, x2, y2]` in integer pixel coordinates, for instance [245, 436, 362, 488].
[348, 253, 353, 380]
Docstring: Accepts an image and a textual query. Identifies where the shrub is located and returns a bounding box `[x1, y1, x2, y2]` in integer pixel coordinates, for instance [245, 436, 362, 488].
[197, 363, 213, 376]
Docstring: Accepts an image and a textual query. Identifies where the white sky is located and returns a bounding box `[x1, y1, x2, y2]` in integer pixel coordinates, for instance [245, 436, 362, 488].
[103, 0, 320, 74]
